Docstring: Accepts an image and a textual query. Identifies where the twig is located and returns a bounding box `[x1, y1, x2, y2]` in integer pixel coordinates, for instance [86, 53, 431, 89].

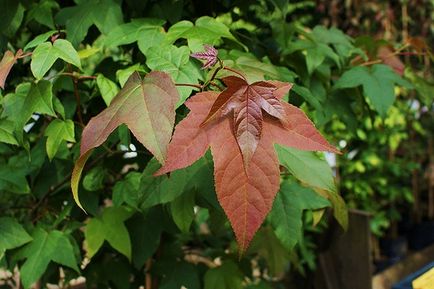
[145, 259, 152, 289]
[360, 44, 410, 67]
[72, 78, 84, 127]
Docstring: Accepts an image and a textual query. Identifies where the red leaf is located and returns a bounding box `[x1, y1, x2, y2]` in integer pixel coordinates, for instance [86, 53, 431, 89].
[156, 76, 339, 252]
[190, 44, 218, 69]
[0, 49, 23, 89]
[203, 76, 290, 166]
[377, 46, 404, 76]
[72, 71, 179, 209]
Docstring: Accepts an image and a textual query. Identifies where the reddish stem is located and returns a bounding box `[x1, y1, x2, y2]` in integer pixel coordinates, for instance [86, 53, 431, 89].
[223, 66, 247, 80]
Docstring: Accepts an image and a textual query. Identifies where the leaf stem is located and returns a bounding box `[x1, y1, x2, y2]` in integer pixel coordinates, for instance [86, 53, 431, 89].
[223, 66, 247, 80]
[175, 83, 203, 89]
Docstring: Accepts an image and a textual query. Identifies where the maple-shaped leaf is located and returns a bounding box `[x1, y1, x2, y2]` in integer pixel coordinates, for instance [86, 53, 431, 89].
[202, 76, 290, 166]
[0, 49, 23, 89]
[191, 44, 218, 69]
[72, 71, 178, 210]
[156, 81, 339, 252]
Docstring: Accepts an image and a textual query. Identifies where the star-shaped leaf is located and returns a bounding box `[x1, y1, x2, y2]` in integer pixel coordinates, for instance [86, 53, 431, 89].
[16, 228, 79, 289]
[156, 79, 339, 252]
[191, 44, 218, 69]
[85, 206, 133, 260]
[202, 76, 290, 166]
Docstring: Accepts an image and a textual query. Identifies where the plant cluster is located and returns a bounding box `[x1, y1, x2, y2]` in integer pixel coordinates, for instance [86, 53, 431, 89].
[0, 0, 432, 288]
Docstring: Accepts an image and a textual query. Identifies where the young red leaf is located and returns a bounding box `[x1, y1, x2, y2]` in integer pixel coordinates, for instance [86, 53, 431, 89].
[0, 49, 23, 89]
[190, 44, 218, 69]
[156, 79, 339, 252]
[72, 71, 179, 209]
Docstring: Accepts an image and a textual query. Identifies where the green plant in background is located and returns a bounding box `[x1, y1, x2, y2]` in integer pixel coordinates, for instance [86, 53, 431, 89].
[0, 0, 433, 288]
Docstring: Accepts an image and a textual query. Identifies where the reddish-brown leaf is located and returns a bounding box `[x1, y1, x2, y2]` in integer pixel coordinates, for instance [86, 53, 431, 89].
[377, 46, 404, 76]
[202, 76, 290, 166]
[72, 71, 179, 209]
[0, 49, 23, 89]
[156, 79, 339, 252]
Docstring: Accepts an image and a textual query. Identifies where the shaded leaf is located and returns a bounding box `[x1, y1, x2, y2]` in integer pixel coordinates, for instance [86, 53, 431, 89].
[171, 190, 196, 233]
[17, 228, 79, 289]
[159, 262, 200, 289]
[85, 206, 133, 260]
[268, 180, 330, 250]
[249, 227, 289, 276]
[0, 217, 32, 252]
[204, 261, 243, 289]
[55, 0, 122, 46]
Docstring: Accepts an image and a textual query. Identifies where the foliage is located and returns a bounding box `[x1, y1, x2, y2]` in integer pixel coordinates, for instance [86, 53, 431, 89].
[0, 0, 432, 288]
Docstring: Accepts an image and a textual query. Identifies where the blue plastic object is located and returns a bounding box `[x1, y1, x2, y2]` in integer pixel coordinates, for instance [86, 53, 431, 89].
[392, 262, 434, 289]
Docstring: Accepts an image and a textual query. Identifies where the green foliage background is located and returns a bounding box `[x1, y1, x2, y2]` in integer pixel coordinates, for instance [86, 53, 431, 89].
[0, 0, 433, 288]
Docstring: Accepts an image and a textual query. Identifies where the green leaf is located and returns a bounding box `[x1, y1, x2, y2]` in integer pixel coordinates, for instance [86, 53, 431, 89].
[44, 119, 75, 160]
[116, 64, 147, 87]
[277, 145, 336, 192]
[23, 30, 57, 51]
[334, 64, 412, 116]
[96, 74, 119, 106]
[139, 156, 213, 209]
[268, 180, 330, 250]
[276, 145, 348, 229]
[83, 166, 105, 191]
[85, 206, 133, 260]
[18, 228, 79, 289]
[0, 119, 18, 145]
[171, 190, 196, 233]
[0, 0, 19, 33]
[159, 262, 200, 289]
[0, 165, 30, 194]
[10, 80, 56, 141]
[104, 18, 166, 54]
[249, 227, 289, 276]
[204, 261, 243, 289]
[404, 68, 434, 106]
[112, 172, 142, 208]
[55, 0, 123, 46]
[166, 16, 243, 51]
[0, 217, 32, 252]
[26, 0, 59, 29]
[31, 39, 81, 79]
[126, 210, 162, 269]
[219, 50, 295, 82]
[146, 45, 203, 106]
